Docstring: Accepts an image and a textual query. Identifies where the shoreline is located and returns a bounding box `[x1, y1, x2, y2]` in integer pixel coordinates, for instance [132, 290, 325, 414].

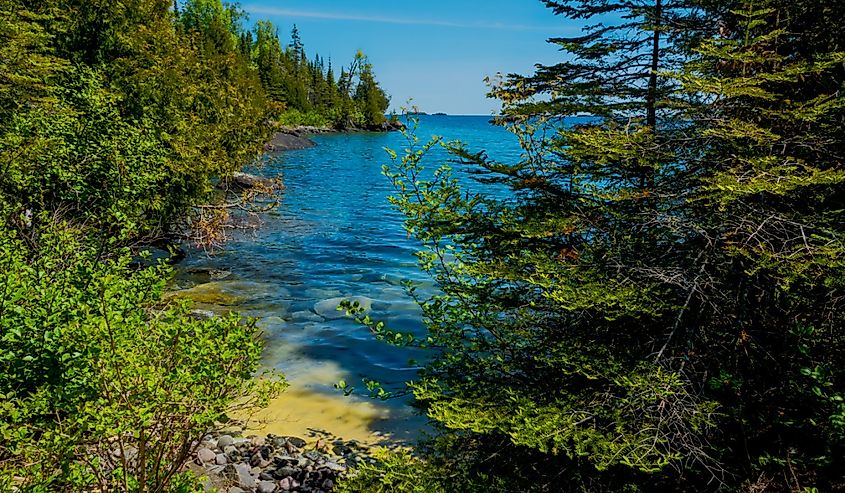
[263, 122, 405, 153]
[189, 431, 368, 493]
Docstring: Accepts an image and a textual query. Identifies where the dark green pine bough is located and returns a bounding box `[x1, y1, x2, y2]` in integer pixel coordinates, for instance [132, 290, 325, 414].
[341, 0, 845, 491]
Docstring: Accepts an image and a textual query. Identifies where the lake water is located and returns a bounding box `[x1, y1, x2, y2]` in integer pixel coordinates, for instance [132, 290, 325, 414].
[175, 115, 524, 444]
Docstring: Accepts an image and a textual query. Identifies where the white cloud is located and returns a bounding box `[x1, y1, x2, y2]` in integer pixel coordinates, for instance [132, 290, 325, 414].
[242, 5, 553, 31]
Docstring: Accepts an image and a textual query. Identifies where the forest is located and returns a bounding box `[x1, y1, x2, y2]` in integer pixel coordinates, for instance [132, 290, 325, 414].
[1, 0, 844, 492]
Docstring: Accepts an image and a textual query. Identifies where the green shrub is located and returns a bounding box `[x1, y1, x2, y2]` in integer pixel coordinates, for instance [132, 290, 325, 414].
[276, 109, 331, 128]
[0, 222, 285, 492]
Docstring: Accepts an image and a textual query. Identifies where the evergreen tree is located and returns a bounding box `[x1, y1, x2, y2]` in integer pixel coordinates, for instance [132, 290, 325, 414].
[674, 0, 845, 488]
[356, 0, 845, 491]
[352, 51, 390, 127]
[288, 24, 304, 64]
[380, 0, 716, 485]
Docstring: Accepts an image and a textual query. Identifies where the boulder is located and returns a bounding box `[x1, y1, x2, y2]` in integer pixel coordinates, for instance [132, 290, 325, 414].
[284, 436, 307, 449]
[217, 435, 235, 449]
[189, 309, 216, 321]
[223, 172, 281, 191]
[196, 447, 216, 464]
[258, 481, 278, 493]
[224, 463, 257, 490]
[264, 132, 317, 152]
[381, 120, 407, 132]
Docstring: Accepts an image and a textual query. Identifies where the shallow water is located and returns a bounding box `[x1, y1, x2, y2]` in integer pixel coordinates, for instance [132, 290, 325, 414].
[175, 115, 523, 445]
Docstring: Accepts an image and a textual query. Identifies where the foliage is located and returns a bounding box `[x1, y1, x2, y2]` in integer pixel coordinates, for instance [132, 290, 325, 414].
[0, 0, 273, 243]
[250, 22, 390, 129]
[0, 1, 295, 490]
[336, 448, 450, 493]
[336, 442, 516, 493]
[344, 0, 845, 491]
[0, 220, 285, 492]
[674, 1, 845, 488]
[276, 108, 332, 128]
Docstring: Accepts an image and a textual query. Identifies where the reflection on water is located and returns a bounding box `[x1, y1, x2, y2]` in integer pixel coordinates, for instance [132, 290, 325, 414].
[174, 116, 522, 444]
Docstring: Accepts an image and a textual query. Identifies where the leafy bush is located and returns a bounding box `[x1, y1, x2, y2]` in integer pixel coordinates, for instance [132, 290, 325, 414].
[0, 2, 288, 491]
[276, 109, 331, 128]
[0, 222, 285, 492]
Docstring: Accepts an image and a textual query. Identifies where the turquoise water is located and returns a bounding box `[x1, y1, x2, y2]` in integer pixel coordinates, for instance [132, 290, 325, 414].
[177, 115, 523, 442]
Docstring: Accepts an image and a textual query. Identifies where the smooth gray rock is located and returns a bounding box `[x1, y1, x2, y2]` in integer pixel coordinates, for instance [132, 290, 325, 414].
[196, 447, 216, 464]
[217, 435, 235, 449]
[258, 480, 278, 493]
[228, 488, 245, 493]
[224, 463, 257, 490]
[215, 453, 228, 465]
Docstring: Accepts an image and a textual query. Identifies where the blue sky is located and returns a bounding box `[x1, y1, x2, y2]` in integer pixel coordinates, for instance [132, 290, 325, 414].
[239, 1, 582, 115]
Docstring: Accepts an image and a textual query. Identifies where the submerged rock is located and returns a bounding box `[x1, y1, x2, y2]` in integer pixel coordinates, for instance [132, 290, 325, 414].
[289, 310, 325, 323]
[169, 283, 245, 306]
[184, 267, 233, 282]
[170, 280, 285, 309]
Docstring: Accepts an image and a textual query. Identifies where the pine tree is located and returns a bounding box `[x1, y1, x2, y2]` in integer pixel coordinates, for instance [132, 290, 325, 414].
[379, 0, 718, 488]
[352, 51, 389, 127]
[288, 24, 304, 73]
[673, 0, 845, 488]
[369, 0, 845, 490]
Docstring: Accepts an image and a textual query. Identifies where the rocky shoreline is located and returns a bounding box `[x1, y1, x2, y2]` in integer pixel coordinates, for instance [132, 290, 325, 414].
[190, 432, 369, 493]
[264, 121, 405, 153]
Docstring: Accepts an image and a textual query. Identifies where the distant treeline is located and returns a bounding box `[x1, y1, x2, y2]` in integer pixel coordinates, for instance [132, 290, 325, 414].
[179, 1, 391, 129]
